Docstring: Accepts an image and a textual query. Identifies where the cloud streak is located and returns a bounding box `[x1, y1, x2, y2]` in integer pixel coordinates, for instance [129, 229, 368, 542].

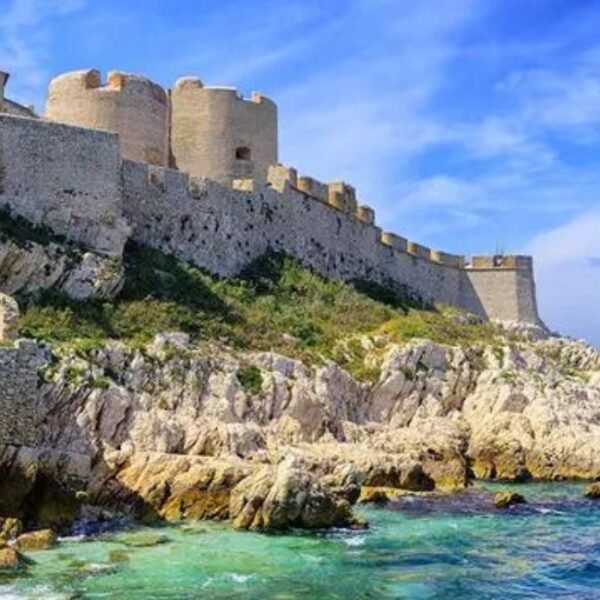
[0, 0, 85, 106]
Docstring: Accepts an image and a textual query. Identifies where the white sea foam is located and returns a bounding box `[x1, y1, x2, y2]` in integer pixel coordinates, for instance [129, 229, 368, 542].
[344, 536, 366, 547]
[229, 573, 252, 583]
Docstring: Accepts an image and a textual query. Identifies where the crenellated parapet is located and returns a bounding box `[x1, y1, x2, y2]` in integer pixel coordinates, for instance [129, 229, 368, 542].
[45, 69, 169, 166]
[170, 77, 278, 185]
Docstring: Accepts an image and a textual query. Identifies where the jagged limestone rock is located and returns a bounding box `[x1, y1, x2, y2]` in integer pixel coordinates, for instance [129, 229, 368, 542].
[0, 238, 124, 300]
[2, 329, 599, 532]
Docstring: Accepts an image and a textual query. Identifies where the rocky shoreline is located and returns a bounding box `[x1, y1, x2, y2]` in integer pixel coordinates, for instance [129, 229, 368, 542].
[1, 323, 599, 538]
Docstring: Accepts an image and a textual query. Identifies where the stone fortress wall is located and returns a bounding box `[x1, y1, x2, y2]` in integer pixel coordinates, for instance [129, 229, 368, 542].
[122, 161, 540, 323]
[0, 67, 541, 324]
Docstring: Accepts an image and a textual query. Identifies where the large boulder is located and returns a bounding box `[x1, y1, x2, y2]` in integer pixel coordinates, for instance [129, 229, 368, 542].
[493, 490, 526, 509]
[230, 456, 367, 531]
[0, 546, 27, 570]
[15, 528, 57, 551]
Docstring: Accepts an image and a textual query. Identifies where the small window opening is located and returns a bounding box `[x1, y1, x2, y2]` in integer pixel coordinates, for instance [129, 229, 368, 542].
[235, 146, 251, 161]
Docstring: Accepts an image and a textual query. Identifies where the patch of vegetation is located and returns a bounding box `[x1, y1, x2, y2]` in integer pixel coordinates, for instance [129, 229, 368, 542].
[376, 309, 498, 347]
[18, 244, 502, 380]
[237, 365, 263, 394]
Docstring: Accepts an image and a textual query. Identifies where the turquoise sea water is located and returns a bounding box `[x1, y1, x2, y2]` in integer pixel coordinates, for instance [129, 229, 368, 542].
[3, 482, 600, 599]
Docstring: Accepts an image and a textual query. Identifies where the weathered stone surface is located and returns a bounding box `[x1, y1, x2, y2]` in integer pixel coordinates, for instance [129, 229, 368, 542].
[0, 517, 23, 540]
[122, 162, 540, 324]
[0, 341, 46, 446]
[0, 114, 130, 257]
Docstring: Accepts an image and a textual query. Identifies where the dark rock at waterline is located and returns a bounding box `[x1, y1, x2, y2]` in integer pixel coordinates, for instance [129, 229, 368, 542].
[493, 491, 526, 509]
[584, 482, 600, 499]
[70, 507, 130, 537]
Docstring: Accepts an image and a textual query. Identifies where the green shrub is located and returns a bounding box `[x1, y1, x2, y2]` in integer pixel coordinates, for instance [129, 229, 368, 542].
[237, 365, 263, 394]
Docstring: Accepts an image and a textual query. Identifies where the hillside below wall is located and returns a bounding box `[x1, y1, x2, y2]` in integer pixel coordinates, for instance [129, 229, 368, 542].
[0, 115, 129, 256]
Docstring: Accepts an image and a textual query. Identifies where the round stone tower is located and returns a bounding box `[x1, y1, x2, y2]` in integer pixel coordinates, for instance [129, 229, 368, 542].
[45, 69, 169, 166]
[170, 77, 278, 185]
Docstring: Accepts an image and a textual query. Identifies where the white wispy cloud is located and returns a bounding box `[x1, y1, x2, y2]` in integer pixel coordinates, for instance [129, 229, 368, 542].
[0, 0, 85, 107]
[523, 211, 600, 347]
[277, 0, 480, 200]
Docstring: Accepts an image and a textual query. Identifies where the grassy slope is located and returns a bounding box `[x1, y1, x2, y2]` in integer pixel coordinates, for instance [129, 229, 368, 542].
[18, 241, 499, 376]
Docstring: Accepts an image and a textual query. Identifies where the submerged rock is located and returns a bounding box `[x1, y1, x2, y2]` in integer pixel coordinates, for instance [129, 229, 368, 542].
[493, 491, 526, 509]
[117, 532, 170, 547]
[108, 549, 130, 562]
[358, 487, 410, 505]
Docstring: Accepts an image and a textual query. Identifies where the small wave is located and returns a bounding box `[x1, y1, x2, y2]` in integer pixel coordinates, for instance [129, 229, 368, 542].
[344, 536, 366, 547]
[0, 584, 70, 600]
[201, 573, 253, 588]
[229, 573, 252, 583]
[57, 534, 86, 543]
[536, 507, 567, 516]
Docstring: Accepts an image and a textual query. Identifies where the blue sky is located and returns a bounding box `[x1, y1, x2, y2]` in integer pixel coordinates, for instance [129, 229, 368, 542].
[1, 0, 599, 345]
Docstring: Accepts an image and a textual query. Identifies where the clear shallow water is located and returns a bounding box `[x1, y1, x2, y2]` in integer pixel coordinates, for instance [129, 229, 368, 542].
[3, 482, 600, 599]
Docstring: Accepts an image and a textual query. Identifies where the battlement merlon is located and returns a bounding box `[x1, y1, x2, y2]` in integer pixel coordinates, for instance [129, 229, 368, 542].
[47, 69, 167, 102]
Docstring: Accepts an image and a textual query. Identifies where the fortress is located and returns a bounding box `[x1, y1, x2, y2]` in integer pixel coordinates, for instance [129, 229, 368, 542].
[0, 68, 541, 324]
